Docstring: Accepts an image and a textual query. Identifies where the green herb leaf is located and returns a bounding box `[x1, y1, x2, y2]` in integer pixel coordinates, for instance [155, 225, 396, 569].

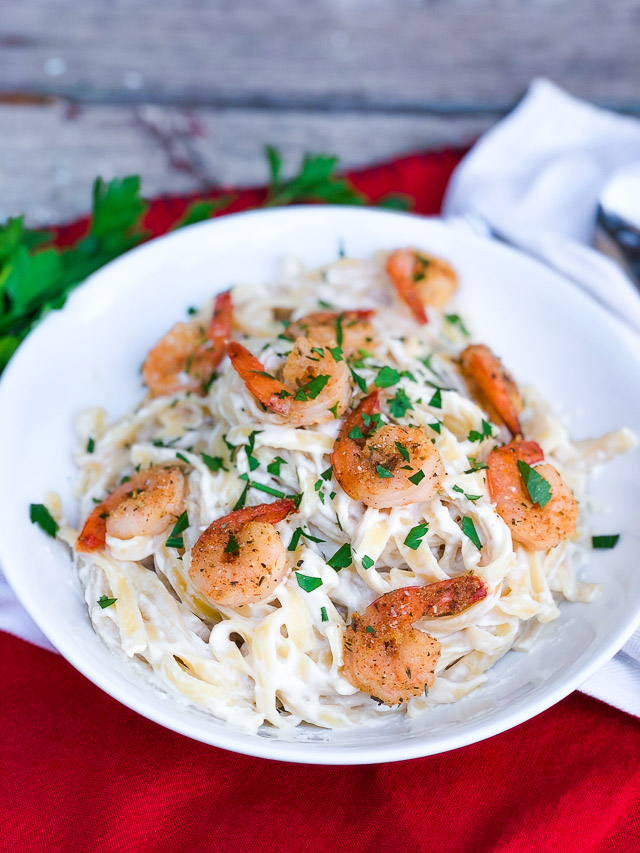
[445, 313, 470, 336]
[321, 466, 333, 481]
[361, 555, 375, 570]
[232, 481, 250, 511]
[465, 456, 489, 473]
[404, 522, 429, 550]
[176, 452, 190, 464]
[294, 374, 330, 401]
[296, 573, 323, 592]
[86, 437, 95, 453]
[320, 606, 329, 622]
[329, 402, 340, 419]
[376, 464, 393, 478]
[517, 460, 552, 508]
[592, 534, 620, 549]
[408, 470, 425, 485]
[462, 516, 482, 550]
[350, 367, 367, 394]
[29, 503, 58, 538]
[165, 510, 189, 549]
[201, 453, 227, 473]
[225, 533, 240, 553]
[395, 441, 410, 462]
[388, 388, 413, 418]
[348, 426, 363, 439]
[428, 388, 442, 409]
[267, 456, 287, 476]
[237, 475, 285, 499]
[428, 422, 442, 434]
[98, 595, 117, 609]
[468, 420, 493, 443]
[288, 528, 303, 551]
[327, 543, 352, 571]
[374, 366, 400, 388]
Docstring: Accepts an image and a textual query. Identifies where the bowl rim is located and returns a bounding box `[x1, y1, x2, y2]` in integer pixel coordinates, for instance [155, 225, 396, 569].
[1, 204, 640, 764]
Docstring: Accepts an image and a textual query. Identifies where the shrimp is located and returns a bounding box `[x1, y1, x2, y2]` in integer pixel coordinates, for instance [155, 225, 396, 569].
[76, 466, 185, 552]
[343, 575, 488, 705]
[386, 248, 458, 324]
[142, 290, 233, 397]
[189, 499, 297, 607]
[460, 344, 523, 436]
[228, 337, 352, 426]
[331, 390, 444, 508]
[487, 440, 578, 550]
[285, 310, 376, 356]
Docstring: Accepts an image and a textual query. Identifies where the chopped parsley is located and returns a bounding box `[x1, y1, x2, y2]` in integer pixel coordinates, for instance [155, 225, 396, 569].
[592, 534, 620, 549]
[349, 367, 367, 394]
[428, 422, 442, 434]
[327, 543, 352, 571]
[374, 366, 400, 388]
[320, 606, 329, 622]
[361, 555, 375, 570]
[165, 511, 189, 549]
[86, 437, 95, 453]
[408, 470, 425, 485]
[453, 484, 482, 501]
[468, 420, 493, 443]
[321, 466, 333, 481]
[362, 412, 382, 433]
[428, 388, 442, 409]
[294, 374, 330, 401]
[244, 430, 262, 471]
[225, 533, 240, 554]
[465, 456, 489, 473]
[348, 426, 363, 440]
[445, 313, 470, 336]
[232, 481, 250, 510]
[267, 456, 287, 476]
[29, 503, 58, 538]
[329, 345, 343, 362]
[296, 573, 323, 593]
[329, 402, 340, 419]
[376, 464, 393, 478]
[404, 522, 429, 550]
[461, 516, 482, 550]
[388, 388, 413, 418]
[97, 595, 117, 609]
[238, 473, 285, 499]
[176, 452, 190, 464]
[201, 453, 227, 473]
[335, 314, 344, 347]
[395, 441, 410, 462]
[517, 460, 552, 508]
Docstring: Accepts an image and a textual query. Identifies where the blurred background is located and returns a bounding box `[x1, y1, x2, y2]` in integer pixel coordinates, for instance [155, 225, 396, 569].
[2, 0, 639, 224]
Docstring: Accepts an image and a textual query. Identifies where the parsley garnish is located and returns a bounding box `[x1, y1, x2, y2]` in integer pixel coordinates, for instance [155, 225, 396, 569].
[176, 452, 190, 464]
[348, 426, 363, 440]
[349, 367, 367, 394]
[376, 464, 393, 478]
[321, 466, 333, 481]
[327, 543, 352, 571]
[98, 595, 117, 609]
[453, 484, 482, 501]
[225, 534, 240, 553]
[408, 470, 425, 485]
[517, 460, 552, 508]
[165, 511, 188, 549]
[335, 314, 344, 347]
[462, 516, 482, 550]
[361, 555, 375, 570]
[592, 535, 620, 549]
[329, 402, 340, 419]
[375, 366, 400, 388]
[445, 314, 470, 336]
[86, 437, 95, 453]
[465, 456, 489, 473]
[267, 456, 287, 476]
[362, 413, 382, 433]
[320, 606, 329, 622]
[395, 441, 410, 462]
[294, 374, 330, 401]
[404, 522, 429, 550]
[329, 345, 343, 362]
[388, 388, 413, 418]
[232, 482, 250, 510]
[428, 422, 442, 434]
[468, 420, 493, 443]
[201, 453, 227, 473]
[428, 388, 442, 409]
[237, 474, 285, 499]
[29, 503, 58, 538]
[296, 573, 323, 593]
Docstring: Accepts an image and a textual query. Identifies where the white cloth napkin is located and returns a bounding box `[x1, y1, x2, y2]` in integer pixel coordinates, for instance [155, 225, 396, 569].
[2, 78, 640, 716]
[444, 78, 640, 716]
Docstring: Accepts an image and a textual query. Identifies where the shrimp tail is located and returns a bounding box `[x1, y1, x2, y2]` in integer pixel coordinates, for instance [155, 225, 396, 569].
[368, 575, 487, 625]
[227, 341, 292, 413]
[76, 511, 107, 552]
[208, 290, 233, 366]
[386, 249, 428, 325]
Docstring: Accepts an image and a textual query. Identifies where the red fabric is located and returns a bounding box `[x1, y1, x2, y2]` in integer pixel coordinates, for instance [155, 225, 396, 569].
[4, 149, 640, 852]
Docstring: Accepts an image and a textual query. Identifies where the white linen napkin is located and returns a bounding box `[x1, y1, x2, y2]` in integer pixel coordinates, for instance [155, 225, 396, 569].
[444, 78, 640, 716]
[2, 78, 639, 716]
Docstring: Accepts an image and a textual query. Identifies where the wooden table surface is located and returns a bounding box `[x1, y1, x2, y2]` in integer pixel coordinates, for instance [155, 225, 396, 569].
[2, 0, 639, 224]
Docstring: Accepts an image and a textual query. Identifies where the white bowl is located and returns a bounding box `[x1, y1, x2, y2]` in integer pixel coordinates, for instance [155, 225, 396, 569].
[1, 206, 639, 764]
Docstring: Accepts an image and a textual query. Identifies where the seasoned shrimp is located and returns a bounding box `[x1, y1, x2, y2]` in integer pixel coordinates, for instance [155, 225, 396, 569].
[76, 466, 185, 552]
[331, 390, 444, 508]
[460, 344, 523, 436]
[343, 575, 488, 705]
[386, 248, 458, 324]
[142, 290, 233, 397]
[228, 337, 352, 426]
[285, 310, 376, 356]
[189, 499, 297, 607]
[487, 440, 578, 550]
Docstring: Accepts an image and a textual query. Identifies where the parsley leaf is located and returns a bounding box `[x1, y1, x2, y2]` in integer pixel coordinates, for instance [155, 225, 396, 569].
[388, 388, 413, 418]
[294, 374, 330, 401]
[349, 367, 367, 394]
[201, 453, 227, 473]
[165, 511, 188, 549]
[592, 534, 620, 549]
[375, 366, 400, 388]
[225, 534, 240, 553]
[327, 543, 352, 571]
[395, 441, 410, 461]
[468, 420, 493, 443]
[361, 555, 375, 570]
[29, 503, 58, 538]
[445, 314, 470, 336]
[376, 464, 393, 478]
[267, 456, 287, 476]
[408, 470, 425, 485]
[517, 460, 552, 508]
[428, 388, 442, 409]
[98, 595, 117, 609]
[320, 606, 329, 622]
[428, 422, 442, 434]
[461, 516, 482, 550]
[296, 573, 323, 592]
[348, 426, 363, 439]
[404, 522, 429, 550]
[86, 437, 95, 453]
[465, 456, 489, 473]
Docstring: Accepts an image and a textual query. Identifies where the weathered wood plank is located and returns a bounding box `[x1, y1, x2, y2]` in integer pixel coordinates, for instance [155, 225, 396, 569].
[2, 0, 640, 109]
[0, 102, 493, 224]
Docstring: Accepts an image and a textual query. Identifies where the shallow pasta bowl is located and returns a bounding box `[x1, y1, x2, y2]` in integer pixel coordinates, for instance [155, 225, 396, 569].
[1, 206, 640, 764]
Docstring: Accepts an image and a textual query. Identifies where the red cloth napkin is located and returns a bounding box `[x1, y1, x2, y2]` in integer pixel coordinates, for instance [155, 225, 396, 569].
[4, 149, 640, 852]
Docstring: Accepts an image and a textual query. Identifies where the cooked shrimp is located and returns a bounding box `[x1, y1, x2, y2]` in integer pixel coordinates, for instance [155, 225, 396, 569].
[285, 310, 376, 356]
[386, 248, 458, 324]
[331, 390, 445, 508]
[487, 440, 578, 550]
[142, 290, 233, 397]
[228, 337, 352, 426]
[343, 575, 488, 705]
[189, 499, 297, 607]
[460, 344, 523, 436]
[76, 466, 185, 552]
